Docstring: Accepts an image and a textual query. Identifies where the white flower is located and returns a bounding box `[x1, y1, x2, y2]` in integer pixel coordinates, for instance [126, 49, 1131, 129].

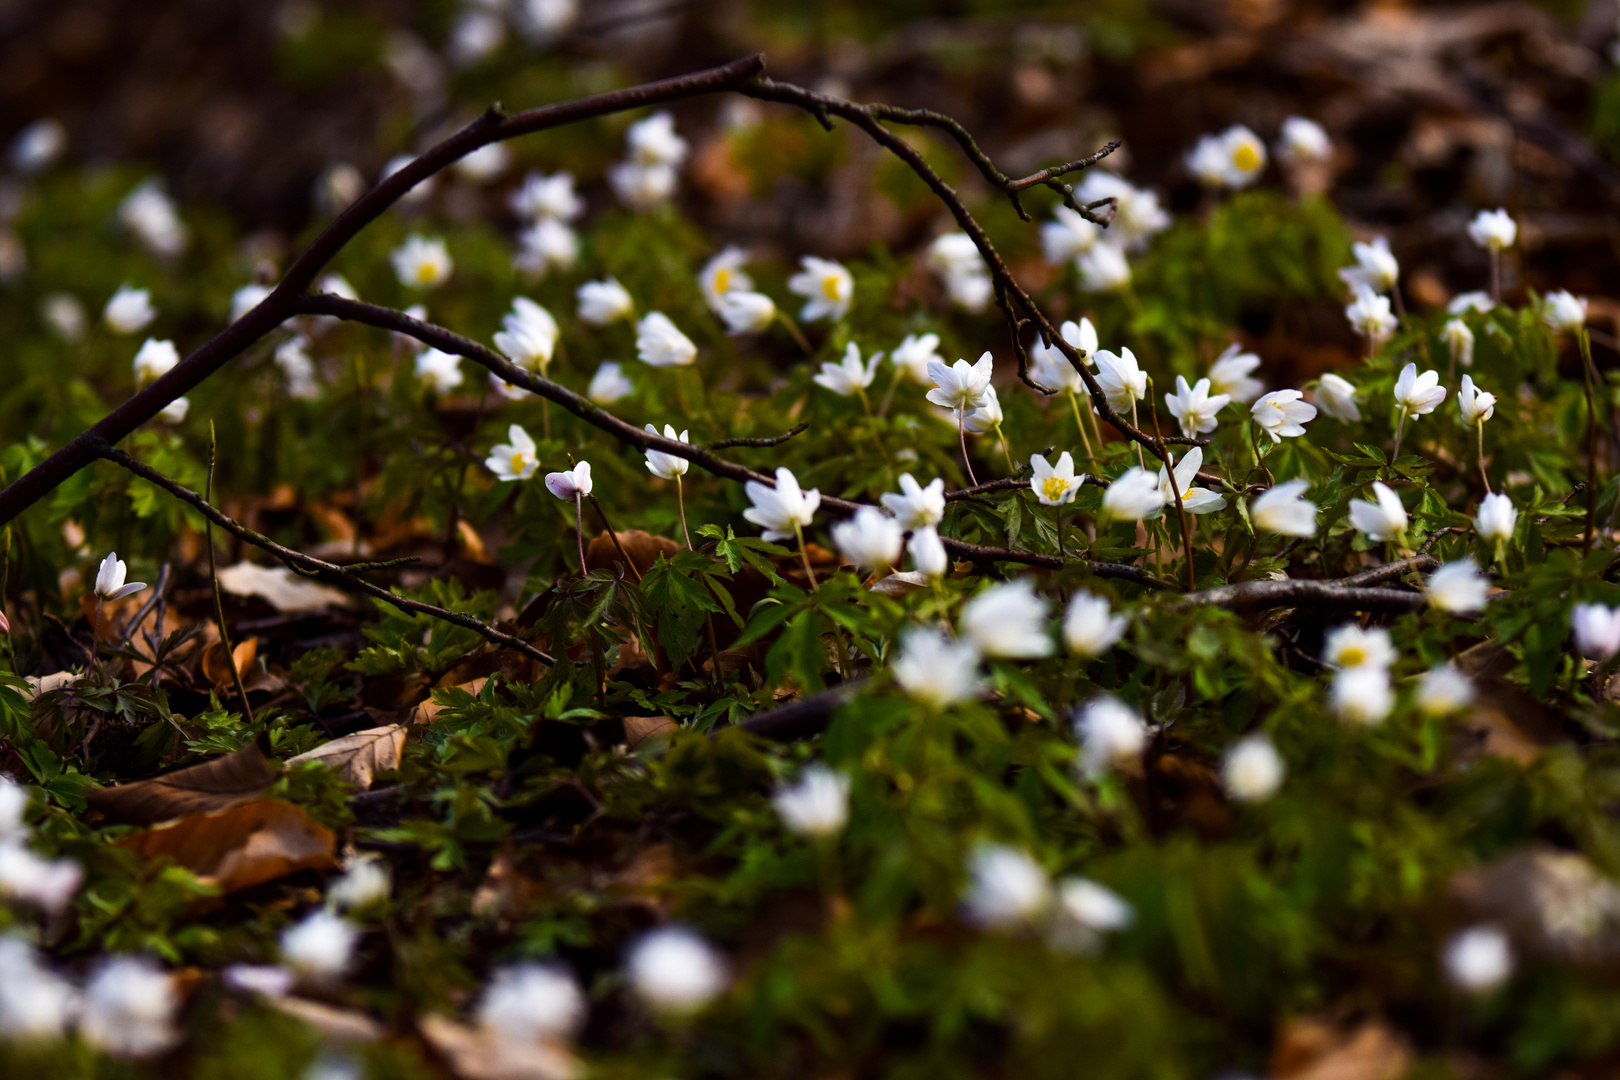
[962, 384, 1005, 435]
[1277, 116, 1331, 164]
[230, 283, 272, 323]
[1166, 375, 1231, 438]
[1572, 603, 1620, 661]
[939, 265, 993, 311]
[118, 179, 187, 257]
[545, 461, 593, 501]
[222, 964, 294, 999]
[1314, 373, 1361, 422]
[1076, 242, 1131, 292]
[960, 581, 1052, 659]
[1348, 481, 1408, 542]
[1339, 237, 1399, 294]
[1029, 319, 1096, 394]
[772, 765, 851, 838]
[814, 342, 881, 396]
[1251, 389, 1316, 442]
[1208, 343, 1263, 403]
[894, 626, 983, 707]
[1250, 480, 1317, 537]
[415, 348, 463, 393]
[379, 154, 432, 205]
[1072, 172, 1170, 249]
[891, 333, 942, 383]
[1030, 451, 1085, 506]
[451, 139, 508, 180]
[909, 526, 949, 579]
[1467, 208, 1517, 251]
[926, 353, 993, 411]
[1393, 362, 1446, 419]
[881, 473, 946, 530]
[1441, 318, 1475, 370]
[1449, 291, 1495, 314]
[1428, 559, 1489, 613]
[576, 278, 634, 325]
[1323, 624, 1394, 670]
[477, 964, 586, 1042]
[1075, 696, 1147, 777]
[1093, 348, 1147, 411]
[1100, 467, 1164, 522]
[699, 246, 752, 310]
[132, 338, 179, 388]
[0, 778, 27, 842]
[1050, 877, 1135, 952]
[1443, 925, 1513, 993]
[9, 118, 65, 174]
[104, 285, 156, 334]
[41, 293, 86, 342]
[963, 843, 1052, 929]
[928, 233, 991, 311]
[391, 234, 453, 290]
[1344, 285, 1396, 344]
[159, 397, 190, 424]
[716, 291, 778, 339]
[326, 856, 390, 912]
[787, 256, 854, 323]
[315, 162, 365, 215]
[1063, 592, 1127, 659]
[627, 927, 726, 1013]
[1040, 205, 1101, 265]
[485, 424, 539, 482]
[281, 909, 358, 982]
[79, 957, 178, 1059]
[1222, 735, 1285, 803]
[315, 273, 358, 302]
[608, 161, 678, 210]
[625, 111, 688, 168]
[1417, 664, 1474, 716]
[1188, 125, 1267, 188]
[94, 552, 146, 601]
[635, 312, 697, 368]
[494, 297, 560, 373]
[0, 937, 77, 1040]
[1330, 666, 1394, 727]
[588, 361, 633, 404]
[1543, 290, 1587, 331]
[488, 373, 529, 402]
[0, 843, 81, 912]
[512, 218, 579, 276]
[275, 339, 320, 400]
[514, 0, 580, 43]
[508, 170, 582, 222]
[1474, 493, 1517, 545]
[743, 467, 819, 541]
[831, 506, 904, 572]
[1186, 134, 1234, 187]
[643, 424, 690, 480]
[1457, 374, 1495, 426]
[1157, 446, 1226, 515]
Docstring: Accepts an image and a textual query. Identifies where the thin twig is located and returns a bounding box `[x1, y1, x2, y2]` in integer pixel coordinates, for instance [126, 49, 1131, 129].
[704, 423, 809, 450]
[206, 423, 255, 727]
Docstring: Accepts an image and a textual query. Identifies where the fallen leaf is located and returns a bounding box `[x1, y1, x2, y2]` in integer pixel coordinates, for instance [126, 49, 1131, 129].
[622, 716, 678, 749]
[268, 996, 384, 1042]
[285, 725, 406, 789]
[412, 678, 489, 725]
[88, 742, 276, 826]
[1272, 1017, 1412, 1080]
[585, 529, 680, 577]
[119, 798, 337, 894]
[218, 562, 350, 613]
[419, 1014, 580, 1080]
[201, 636, 259, 690]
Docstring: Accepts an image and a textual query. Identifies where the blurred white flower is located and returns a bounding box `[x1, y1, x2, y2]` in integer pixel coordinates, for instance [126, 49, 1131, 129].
[814, 343, 881, 397]
[512, 218, 579, 277]
[698, 246, 752, 311]
[132, 338, 180, 388]
[477, 963, 585, 1043]
[485, 424, 539, 482]
[450, 139, 508, 180]
[1208, 343, 1263, 403]
[327, 856, 391, 912]
[1467, 208, 1517, 251]
[771, 765, 851, 838]
[1314, 373, 1361, 422]
[1339, 237, 1399, 294]
[962, 385, 1004, 435]
[79, 957, 178, 1059]
[1348, 481, 1408, 543]
[280, 909, 358, 983]
[1443, 925, 1513, 993]
[788, 256, 854, 323]
[1457, 374, 1495, 426]
[963, 843, 1051, 929]
[1571, 602, 1620, 661]
[576, 277, 634, 325]
[635, 311, 697, 368]
[315, 162, 365, 215]
[275, 338, 320, 400]
[95, 552, 146, 602]
[1076, 242, 1131, 292]
[1157, 446, 1226, 515]
[158, 397, 190, 424]
[960, 580, 1052, 659]
[587, 360, 633, 404]
[514, 0, 580, 43]
[223, 964, 294, 999]
[1474, 493, 1517, 546]
[1030, 451, 1085, 506]
[1251, 389, 1316, 442]
[0, 843, 81, 913]
[890, 332, 942, 383]
[1394, 362, 1446, 420]
[0, 937, 77, 1040]
[716, 290, 777, 336]
[1062, 591, 1127, 659]
[1029, 319, 1095, 394]
[881, 473, 945, 530]
[608, 161, 677, 210]
[1417, 664, 1474, 716]
[415, 348, 464, 393]
[627, 927, 726, 1013]
[1073, 172, 1170, 249]
[0, 778, 27, 841]
[118, 179, 187, 257]
[544, 461, 592, 501]
[494, 297, 560, 373]
[1276, 116, 1331, 164]
[643, 424, 690, 480]
[1094, 347, 1147, 411]
[1544, 290, 1588, 332]
[831, 506, 903, 573]
[1449, 291, 1495, 314]
[104, 285, 157, 335]
[230, 283, 272, 323]
[1188, 125, 1267, 188]
[1344, 285, 1396, 345]
[1222, 735, 1285, 803]
[508, 171, 582, 222]
[380, 153, 434, 205]
[391, 234, 453, 290]
[1441, 318, 1475, 370]
[1075, 696, 1147, 777]
[40, 293, 86, 342]
[9, 118, 66, 174]
[1251, 480, 1317, 537]
[908, 526, 949, 579]
[926, 353, 993, 411]
[1166, 375, 1230, 438]
[743, 467, 819, 541]
[893, 625, 981, 708]
[1330, 666, 1394, 726]
[625, 111, 688, 168]
[927, 232, 991, 311]
[1040, 205, 1100, 265]
[1323, 624, 1393, 670]
[1050, 876, 1135, 953]
[1100, 467, 1164, 522]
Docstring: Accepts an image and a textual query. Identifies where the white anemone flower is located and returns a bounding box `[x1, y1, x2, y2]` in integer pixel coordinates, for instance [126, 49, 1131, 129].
[1156, 446, 1226, 515]
[493, 297, 560, 373]
[1314, 373, 1361, 422]
[1222, 735, 1285, 803]
[477, 964, 586, 1043]
[1474, 493, 1517, 546]
[1571, 603, 1620, 661]
[643, 424, 690, 480]
[576, 277, 634, 325]
[1449, 291, 1495, 315]
[104, 285, 156, 334]
[1093, 348, 1147, 411]
[1188, 126, 1267, 188]
[787, 256, 854, 323]
[927, 232, 988, 287]
[326, 856, 391, 912]
[544, 461, 592, 501]
[1331, 666, 1394, 726]
[0, 778, 27, 841]
[1051, 877, 1135, 953]
[489, 373, 528, 402]
[1427, 558, 1489, 614]
[881, 473, 946, 530]
[962, 385, 1004, 435]
[1323, 624, 1394, 670]
[1039, 205, 1101, 265]
[450, 140, 508, 180]
[1062, 591, 1127, 659]
[1393, 362, 1447, 419]
[1443, 925, 1513, 993]
[512, 218, 579, 276]
[960, 581, 1052, 659]
[485, 424, 539, 482]
[79, 957, 179, 1059]
[1348, 481, 1408, 542]
[158, 397, 189, 424]
[1076, 242, 1131, 292]
[1417, 664, 1474, 716]
[276, 338, 320, 399]
[507, 170, 582, 222]
[890, 333, 942, 383]
[0, 937, 77, 1040]
[280, 909, 358, 983]
[1075, 696, 1147, 777]
[0, 845, 82, 913]
[963, 843, 1052, 929]
[625, 111, 688, 168]
[771, 765, 851, 838]
[1277, 116, 1331, 164]
[1345, 285, 1396, 345]
[118, 179, 187, 257]
[626, 927, 726, 1014]
[1543, 290, 1587, 331]
[635, 312, 697, 368]
[1165, 375, 1231, 438]
[893, 625, 981, 707]
[1029, 319, 1096, 394]
[925, 353, 993, 411]
[1250, 480, 1317, 537]
[41, 292, 86, 342]
[813, 343, 881, 397]
[1073, 172, 1170, 249]
[1251, 389, 1317, 442]
[908, 526, 950, 579]
[1030, 451, 1085, 506]
[699, 246, 753, 311]
[1338, 236, 1399, 294]
[1100, 467, 1164, 522]
[587, 361, 633, 405]
[391, 234, 453, 290]
[415, 349, 463, 393]
[830, 507, 903, 573]
[742, 467, 819, 541]
[1467, 209, 1517, 251]
[1208, 343, 1263, 403]
[9, 118, 66, 175]
[94, 552, 146, 601]
[132, 338, 179, 388]
[1441, 318, 1475, 370]
[716, 291, 776, 335]
[230, 283, 272, 323]
[1457, 374, 1495, 425]
[608, 161, 677, 210]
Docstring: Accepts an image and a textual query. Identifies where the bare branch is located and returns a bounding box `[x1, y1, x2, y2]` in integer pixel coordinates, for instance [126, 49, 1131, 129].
[1007, 142, 1123, 192]
[1169, 579, 1428, 614]
[704, 423, 809, 450]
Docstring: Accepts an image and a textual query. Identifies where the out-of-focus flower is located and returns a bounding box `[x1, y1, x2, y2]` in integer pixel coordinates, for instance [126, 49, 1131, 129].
[1339, 237, 1399, 294]
[1276, 116, 1331, 164]
[544, 462, 592, 501]
[230, 283, 272, 323]
[477, 964, 585, 1043]
[1029, 319, 1096, 394]
[1571, 603, 1620, 661]
[0, 937, 77, 1040]
[1314, 373, 1361, 422]
[132, 338, 179, 389]
[1076, 242, 1131, 292]
[963, 843, 1052, 929]
[315, 162, 365, 215]
[608, 161, 677, 210]
[1417, 664, 1474, 716]
[1443, 925, 1513, 993]
[1449, 291, 1494, 315]
[891, 332, 942, 383]
[1188, 125, 1267, 188]
[1323, 624, 1394, 670]
[1330, 666, 1394, 726]
[1075, 696, 1147, 777]
[485, 424, 539, 482]
[625, 111, 688, 168]
[1544, 290, 1587, 331]
[1251, 389, 1316, 442]
[814, 343, 881, 397]
[79, 957, 178, 1059]
[881, 474, 946, 530]
[1100, 467, 1163, 522]
[635, 312, 697, 368]
[831, 506, 903, 573]
[1474, 493, 1517, 546]
[1030, 451, 1085, 506]
[698, 247, 751, 311]
[104, 285, 156, 334]
[927, 232, 992, 311]
[9, 118, 66, 174]
[962, 385, 1004, 435]
[326, 856, 390, 912]
[1345, 285, 1396, 345]
[1072, 172, 1170, 249]
[1348, 481, 1408, 543]
[1208, 343, 1263, 403]
[280, 910, 358, 983]
[0, 844, 81, 913]
[1427, 558, 1489, 613]
[716, 290, 777, 336]
[960, 581, 1052, 659]
[743, 467, 819, 541]
[508, 171, 582, 222]
[391, 234, 453, 290]
[788, 256, 854, 323]
[512, 217, 579, 276]
[626, 927, 726, 1014]
[1223, 735, 1285, 802]
[577, 277, 634, 325]
[893, 625, 981, 707]
[118, 179, 187, 257]
[909, 526, 949, 579]
[1093, 347, 1146, 411]
[771, 765, 851, 838]
[158, 397, 189, 424]
[276, 338, 320, 400]
[1040, 205, 1100, 265]
[1157, 446, 1226, 515]
[1467, 209, 1517, 251]
[450, 140, 508, 180]
[95, 552, 146, 602]
[40, 293, 86, 342]
[1251, 480, 1317, 537]
[415, 348, 464, 393]
[1063, 592, 1127, 659]
[643, 424, 690, 480]
[1441, 318, 1475, 370]
[1166, 375, 1231, 438]
[514, 0, 580, 43]
[587, 361, 633, 404]
[1050, 877, 1135, 953]
[494, 297, 560, 373]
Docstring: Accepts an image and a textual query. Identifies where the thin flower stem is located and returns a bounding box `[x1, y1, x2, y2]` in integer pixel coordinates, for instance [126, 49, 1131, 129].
[1067, 390, 1097, 464]
[857, 387, 892, 465]
[793, 521, 819, 590]
[1391, 283, 1407, 319]
[1130, 402, 1143, 467]
[589, 495, 642, 582]
[1148, 398, 1195, 592]
[1490, 248, 1501, 305]
[1477, 421, 1492, 494]
[1581, 327, 1599, 554]
[957, 405, 979, 486]
[776, 311, 813, 356]
[676, 475, 693, 550]
[206, 423, 255, 727]
[1391, 411, 1407, 463]
[993, 423, 1014, 471]
[877, 366, 903, 417]
[574, 495, 587, 573]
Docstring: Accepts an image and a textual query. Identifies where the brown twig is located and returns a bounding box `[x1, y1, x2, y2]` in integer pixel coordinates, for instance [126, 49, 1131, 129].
[704, 423, 809, 450]
[206, 423, 255, 727]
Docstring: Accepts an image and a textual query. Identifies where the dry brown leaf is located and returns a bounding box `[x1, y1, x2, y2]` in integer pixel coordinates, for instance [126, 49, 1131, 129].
[119, 798, 337, 894]
[285, 725, 406, 789]
[218, 562, 349, 613]
[268, 996, 384, 1042]
[585, 529, 680, 577]
[471, 840, 541, 922]
[412, 679, 489, 725]
[88, 742, 276, 825]
[202, 636, 259, 690]
[1272, 1017, 1412, 1080]
[622, 716, 678, 750]
[419, 1014, 579, 1080]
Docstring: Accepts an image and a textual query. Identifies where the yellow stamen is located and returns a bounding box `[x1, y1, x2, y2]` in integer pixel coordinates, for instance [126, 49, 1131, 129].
[1042, 477, 1069, 503]
[510, 452, 525, 472]
[713, 267, 731, 294]
[1339, 647, 1366, 666]
[1231, 142, 1261, 172]
[821, 274, 843, 301]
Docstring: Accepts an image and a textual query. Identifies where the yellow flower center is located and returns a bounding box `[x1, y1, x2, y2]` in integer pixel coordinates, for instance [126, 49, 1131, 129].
[1231, 142, 1261, 172]
[1042, 477, 1069, 502]
[1339, 646, 1366, 666]
[510, 452, 526, 472]
[821, 274, 843, 301]
[713, 267, 731, 294]
[415, 262, 437, 285]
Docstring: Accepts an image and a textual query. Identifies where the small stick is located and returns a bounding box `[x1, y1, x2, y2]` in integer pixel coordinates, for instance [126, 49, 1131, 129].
[206, 422, 255, 727]
[589, 495, 643, 582]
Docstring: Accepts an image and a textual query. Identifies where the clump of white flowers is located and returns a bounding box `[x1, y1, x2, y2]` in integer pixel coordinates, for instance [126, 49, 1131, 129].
[0, 776, 82, 913]
[626, 926, 727, 1014]
[79, 956, 180, 1059]
[1187, 124, 1267, 189]
[476, 963, 586, 1044]
[609, 111, 687, 211]
[926, 231, 992, 311]
[0, 936, 77, 1041]
[280, 909, 359, 984]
